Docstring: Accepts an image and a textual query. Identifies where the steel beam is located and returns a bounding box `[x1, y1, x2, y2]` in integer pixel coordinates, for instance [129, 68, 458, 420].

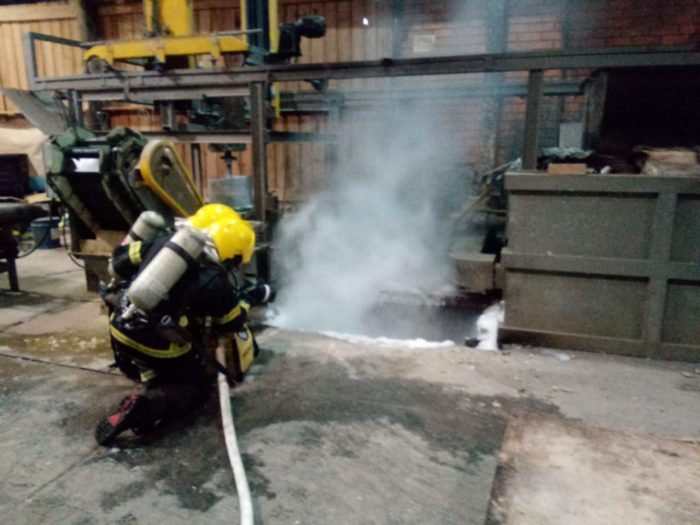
[80, 85, 250, 102]
[135, 131, 337, 144]
[263, 46, 700, 82]
[140, 131, 253, 144]
[268, 131, 337, 143]
[32, 71, 257, 93]
[27, 41, 700, 93]
[76, 79, 582, 115]
[27, 32, 83, 47]
[32, 70, 254, 94]
[281, 80, 583, 109]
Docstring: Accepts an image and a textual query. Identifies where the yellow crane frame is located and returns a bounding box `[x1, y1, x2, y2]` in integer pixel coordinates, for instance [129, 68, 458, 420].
[84, 0, 279, 67]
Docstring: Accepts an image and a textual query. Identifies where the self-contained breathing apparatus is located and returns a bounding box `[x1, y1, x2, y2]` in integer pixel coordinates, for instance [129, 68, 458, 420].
[105, 208, 266, 385]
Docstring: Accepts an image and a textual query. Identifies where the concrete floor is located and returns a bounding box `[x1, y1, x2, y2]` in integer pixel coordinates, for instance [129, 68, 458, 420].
[1, 248, 699, 524]
[487, 415, 700, 524]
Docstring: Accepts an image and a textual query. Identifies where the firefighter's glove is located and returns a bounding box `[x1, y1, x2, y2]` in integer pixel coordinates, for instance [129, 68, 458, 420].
[242, 283, 273, 307]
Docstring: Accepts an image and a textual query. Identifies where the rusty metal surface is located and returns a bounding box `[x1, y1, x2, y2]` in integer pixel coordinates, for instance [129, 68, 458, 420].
[451, 251, 496, 293]
[501, 171, 700, 361]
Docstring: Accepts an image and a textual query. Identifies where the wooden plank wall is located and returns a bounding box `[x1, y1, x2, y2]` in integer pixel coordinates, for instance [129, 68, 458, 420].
[0, 0, 85, 113]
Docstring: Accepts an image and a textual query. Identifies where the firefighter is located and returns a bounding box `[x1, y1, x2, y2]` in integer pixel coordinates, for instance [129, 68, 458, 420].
[95, 205, 271, 446]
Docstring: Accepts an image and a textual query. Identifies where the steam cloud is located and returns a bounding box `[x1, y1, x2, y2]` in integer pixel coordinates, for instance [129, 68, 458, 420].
[270, 103, 468, 336]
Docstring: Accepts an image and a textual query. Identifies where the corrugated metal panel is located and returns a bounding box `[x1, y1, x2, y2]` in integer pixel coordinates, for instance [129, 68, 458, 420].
[0, 1, 84, 113]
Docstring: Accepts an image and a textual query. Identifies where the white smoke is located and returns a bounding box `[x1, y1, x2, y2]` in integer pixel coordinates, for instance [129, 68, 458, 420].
[270, 103, 468, 335]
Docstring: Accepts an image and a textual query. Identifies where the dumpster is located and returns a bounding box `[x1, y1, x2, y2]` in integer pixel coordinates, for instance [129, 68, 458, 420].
[500, 171, 700, 361]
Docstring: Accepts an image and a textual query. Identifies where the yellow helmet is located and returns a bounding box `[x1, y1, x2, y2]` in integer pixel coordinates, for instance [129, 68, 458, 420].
[207, 218, 256, 264]
[189, 204, 240, 229]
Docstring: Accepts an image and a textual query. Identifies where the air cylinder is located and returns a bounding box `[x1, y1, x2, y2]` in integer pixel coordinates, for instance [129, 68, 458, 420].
[123, 211, 167, 244]
[109, 211, 168, 278]
[126, 226, 206, 312]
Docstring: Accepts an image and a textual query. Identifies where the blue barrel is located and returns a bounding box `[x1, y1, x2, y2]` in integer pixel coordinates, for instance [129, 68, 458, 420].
[30, 217, 61, 249]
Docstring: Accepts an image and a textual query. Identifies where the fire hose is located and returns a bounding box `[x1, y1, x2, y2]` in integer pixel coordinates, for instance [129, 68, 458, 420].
[216, 343, 254, 525]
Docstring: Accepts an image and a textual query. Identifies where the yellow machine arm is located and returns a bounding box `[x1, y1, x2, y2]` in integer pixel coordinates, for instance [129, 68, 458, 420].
[139, 140, 204, 217]
[84, 34, 250, 68]
[143, 0, 194, 37]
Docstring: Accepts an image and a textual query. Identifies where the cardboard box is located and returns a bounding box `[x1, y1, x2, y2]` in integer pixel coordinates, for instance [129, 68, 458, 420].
[546, 163, 588, 176]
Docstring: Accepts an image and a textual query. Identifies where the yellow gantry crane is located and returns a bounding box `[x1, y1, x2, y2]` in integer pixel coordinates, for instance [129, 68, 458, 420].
[84, 0, 281, 72]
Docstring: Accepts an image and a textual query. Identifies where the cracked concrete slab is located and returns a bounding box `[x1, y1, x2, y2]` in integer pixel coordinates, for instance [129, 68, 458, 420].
[4, 300, 106, 336]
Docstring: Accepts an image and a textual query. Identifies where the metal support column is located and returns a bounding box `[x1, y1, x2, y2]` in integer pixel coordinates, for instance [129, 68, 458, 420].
[482, 0, 508, 169]
[6, 258, 19, 292]
[23, 32, 37, 91]
[190, 143, 204, 196]
[327, 97, 341, 185]
[643, 191, 677, 349]
[70, 90, 83, 127]
[161, 102, 176, 130]
[522, 69, 544, 170]
[250, 81, 268, 224]
[391, 0, 405, 59]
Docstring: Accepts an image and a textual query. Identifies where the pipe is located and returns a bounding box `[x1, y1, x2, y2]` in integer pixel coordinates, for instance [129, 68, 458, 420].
[216, 343, 254, 525]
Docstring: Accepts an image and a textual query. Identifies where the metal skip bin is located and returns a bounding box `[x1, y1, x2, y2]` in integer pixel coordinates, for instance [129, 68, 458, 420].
[500, 171, 700, 361]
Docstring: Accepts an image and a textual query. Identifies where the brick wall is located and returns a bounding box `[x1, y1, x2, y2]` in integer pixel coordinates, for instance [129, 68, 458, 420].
[327, 0, 700, 176]
[489, 0, 700, 164]
[569, 0, 700, 48]
[402, 1, 488, 56]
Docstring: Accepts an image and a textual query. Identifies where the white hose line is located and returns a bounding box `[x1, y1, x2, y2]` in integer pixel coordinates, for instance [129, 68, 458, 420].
[216, 344, 254, 525]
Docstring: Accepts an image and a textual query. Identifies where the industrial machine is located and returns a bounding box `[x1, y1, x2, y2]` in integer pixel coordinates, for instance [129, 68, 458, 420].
[47, 125, 204, 287]
[46, 123, 273, 290]
[84, 0, 325, 73]
[81, 0, 325, 131]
